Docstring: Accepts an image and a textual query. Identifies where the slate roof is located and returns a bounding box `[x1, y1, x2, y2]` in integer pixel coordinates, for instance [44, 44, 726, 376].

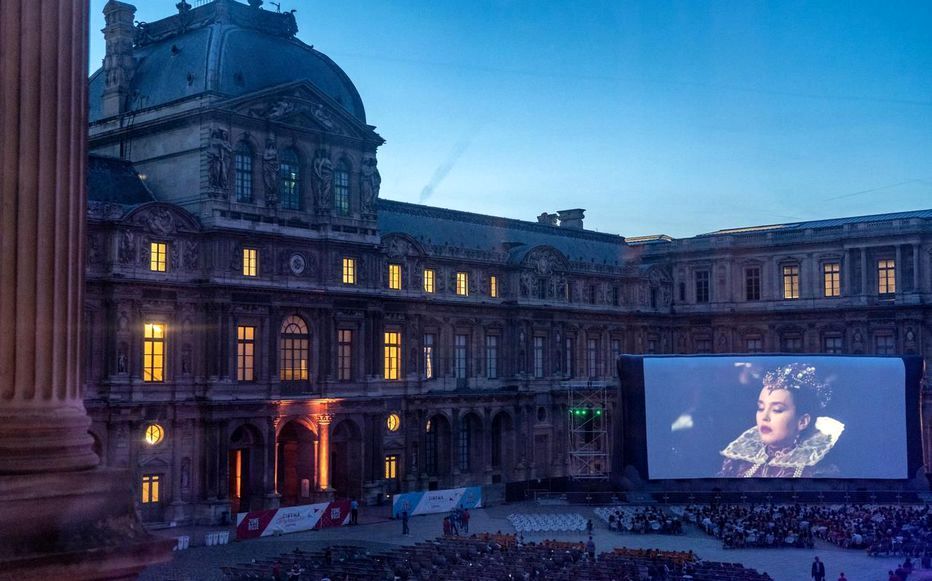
[89, 0, 365, 123]
[87, 155, 155, 205]
[700, 209, 932, 238]
[377, 199, 629, 266]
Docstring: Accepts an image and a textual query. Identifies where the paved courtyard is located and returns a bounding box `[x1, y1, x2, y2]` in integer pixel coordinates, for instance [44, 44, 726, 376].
[141, 503, 932, 581]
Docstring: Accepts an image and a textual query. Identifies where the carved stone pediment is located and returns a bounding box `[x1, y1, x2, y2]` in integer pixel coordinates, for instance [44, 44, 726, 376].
[523, 246, 568, 275]
[124, 203, 200, 235]
[236, 94, 356, 136]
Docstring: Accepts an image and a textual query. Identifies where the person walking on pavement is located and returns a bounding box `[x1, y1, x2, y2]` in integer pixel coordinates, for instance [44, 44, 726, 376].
[350, 498, 359, 525]
[402, 509, 410, 535]
[462, 508, 470, 534]
[811, 556, 826, 581]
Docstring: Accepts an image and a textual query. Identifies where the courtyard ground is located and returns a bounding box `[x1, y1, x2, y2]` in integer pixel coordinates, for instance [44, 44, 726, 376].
[140, 502, 932, 581]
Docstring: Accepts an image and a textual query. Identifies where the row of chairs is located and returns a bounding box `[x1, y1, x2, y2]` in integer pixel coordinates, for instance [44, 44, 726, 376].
[507, 512, 588, 532]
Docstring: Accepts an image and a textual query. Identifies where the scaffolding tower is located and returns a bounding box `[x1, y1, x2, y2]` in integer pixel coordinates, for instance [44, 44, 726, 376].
[564, 380, 610, 480]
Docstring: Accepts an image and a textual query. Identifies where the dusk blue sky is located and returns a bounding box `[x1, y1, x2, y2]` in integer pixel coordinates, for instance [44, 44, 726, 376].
[89, 1, 932, 238]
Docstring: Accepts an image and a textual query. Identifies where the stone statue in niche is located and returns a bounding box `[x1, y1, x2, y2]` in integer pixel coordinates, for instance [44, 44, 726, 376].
[312, 149, 334, 211]
[262, 136, 279, 207]
[181, 344, 192, 375]
[360, 155, 381, 214]
[207, 128, 233, 194]
[118, 231, 135, 264]
[117, 343, 128, 374]
[181, 457, 191, 490]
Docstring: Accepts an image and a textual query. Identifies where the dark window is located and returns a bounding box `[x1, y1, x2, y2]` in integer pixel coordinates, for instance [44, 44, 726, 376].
[745, 267, 761, 301]
[565, 338, 575, 378]
[454, 334, 468, 379]
[234, 142, 253, 202]
[279, 148, 300, 210]
[678, 282, 686, 302]
[334, 162, 350, 215]
[823, 336, 843, 354]
[746, 338, 763, 353]
[485, 335, 498, 379]
[875, 334, 895, 355]
[533, 336, 544, 378]
[695, 271, 710, 303]
[695, 338, 712, 353]
[781, 335, 803, 353]
[337, 329, 352, 381]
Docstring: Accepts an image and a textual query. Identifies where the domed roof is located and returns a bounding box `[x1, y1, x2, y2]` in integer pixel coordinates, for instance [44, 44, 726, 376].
[89, 0, 366, 123]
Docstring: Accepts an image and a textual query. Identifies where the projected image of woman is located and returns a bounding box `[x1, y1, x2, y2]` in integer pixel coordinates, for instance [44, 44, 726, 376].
[719, 363, 845, 478]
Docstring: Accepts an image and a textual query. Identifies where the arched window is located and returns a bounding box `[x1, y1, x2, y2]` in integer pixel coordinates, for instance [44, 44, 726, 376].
[279, 315, 309, 381]
[333, 161, 350, 216]
[234, 141, 254, 202]
[279, 148, 300, 210]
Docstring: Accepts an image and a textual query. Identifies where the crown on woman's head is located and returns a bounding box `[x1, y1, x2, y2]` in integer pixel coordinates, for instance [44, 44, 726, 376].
[763, 363, 831, 408]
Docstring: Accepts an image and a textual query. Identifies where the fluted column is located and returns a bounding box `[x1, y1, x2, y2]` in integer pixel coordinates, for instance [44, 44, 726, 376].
[317, 414, 333, 491]
[0, 0, 95, 475]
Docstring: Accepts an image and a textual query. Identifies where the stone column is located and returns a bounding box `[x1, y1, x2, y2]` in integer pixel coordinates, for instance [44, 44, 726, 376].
[317, 414, 333, 491]
[0, 0, 171, 576]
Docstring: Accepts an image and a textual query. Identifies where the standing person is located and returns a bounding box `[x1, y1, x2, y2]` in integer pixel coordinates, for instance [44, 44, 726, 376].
[402, 509, 410, 535]
[586, 536, 596, 561]
[462, 508, 470, 534]
[350, 498, 359, 525]
[811, 556, 826, 581]
[587, 519, 594, 534]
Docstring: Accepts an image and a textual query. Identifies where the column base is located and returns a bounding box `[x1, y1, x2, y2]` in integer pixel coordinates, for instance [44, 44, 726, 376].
[0, 467, 174, 580]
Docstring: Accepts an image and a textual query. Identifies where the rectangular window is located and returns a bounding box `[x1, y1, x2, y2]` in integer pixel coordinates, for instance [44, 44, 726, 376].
[384, 455, 398, 480]
[587, 338, 600, 377]
[588, 285, 597, 304]
[141, 474, 160, 504]
[334, 170, 350, 215]
[695, 271, 710, 303]
[337, 329, 353, 381]
[150, 242, 167, 272]
[235, 149, 253, 202]
[232, 449, 243, 498]
[342, 257, 356, 285]
[423, 269, 435, 293]
[695, 338, 712, 353]
[878, 259, 896, 295]
[533, 336, 544, 378]
[746, 338, 763, 353]
[143, 322, 165, 382]
[388, 263, 402, 290]
[745, 267, 761, 301]
[456, 272, 469, 296]
[384, 331, 401, 380]
[490, 275, 498, 298]
[823, 262, 841, 297]
[782, 264, 800, 299]
[485, 335, 498, 379]
[454, 334, 468, 379]
[678, 282, 686, 302]
[823, 336, 843, 354]
[242, 248, 258, 277]
[565, 338, 575, 378]
[782, 336, 803, 353]
[612, 287, 620, 306]
[875, 334, 895, 355]
[423, 334, 435, 380]
[611, 339, 621, 377]
[237, 325, 255, 382]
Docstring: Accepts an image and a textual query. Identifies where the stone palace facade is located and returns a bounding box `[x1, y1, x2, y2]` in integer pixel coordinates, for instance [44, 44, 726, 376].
[84, 0, 932, 525]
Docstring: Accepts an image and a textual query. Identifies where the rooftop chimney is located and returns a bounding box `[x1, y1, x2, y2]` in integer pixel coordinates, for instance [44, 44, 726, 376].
[101, 1, 137, 118]
[557, 208, 585, 230]
[537, 212, 558, 226]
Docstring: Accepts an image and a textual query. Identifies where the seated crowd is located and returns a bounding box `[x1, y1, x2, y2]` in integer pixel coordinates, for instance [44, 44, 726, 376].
[221, 533, 771, 581]
[597, 506, 685, 535]
[683, 503, 932, 557]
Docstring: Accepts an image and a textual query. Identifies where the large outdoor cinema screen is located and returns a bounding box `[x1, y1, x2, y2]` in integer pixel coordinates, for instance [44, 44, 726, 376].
[618, 355, 923, 480]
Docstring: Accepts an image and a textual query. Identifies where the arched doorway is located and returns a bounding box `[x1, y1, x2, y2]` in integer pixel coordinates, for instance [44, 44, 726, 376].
[330, 419, 363, 500]
[229, 424, 264, 515]
[491, 411, 514, 482]
[425, 414, 452, 485]
[457, 413, 484, 477]
[277, 420, 316, 506]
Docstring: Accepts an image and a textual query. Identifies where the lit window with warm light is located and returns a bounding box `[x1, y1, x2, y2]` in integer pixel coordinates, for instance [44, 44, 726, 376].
[141, 474, 160, 504]
[243, 248, 258, 277]
[384, 331, 401, 380]
[143, 323, 165, 382]
[423, 269, 435, 293]
[456, 272, 469, 296]
[386, 413, 401, 432]
[237, 326, 255, 381]
[490, 275, 498, 298]
[388, 263, 402, 290]
[150, 242, 167, 272]
[279, 316, 309, 381]
[823, 262, 840, 297]
[384, 455, 398, 479]
[878, 259, 895, 295]
[782, 264, 800, 299]
[342, 257, 356, 285]
[144, 423, 164, 446]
